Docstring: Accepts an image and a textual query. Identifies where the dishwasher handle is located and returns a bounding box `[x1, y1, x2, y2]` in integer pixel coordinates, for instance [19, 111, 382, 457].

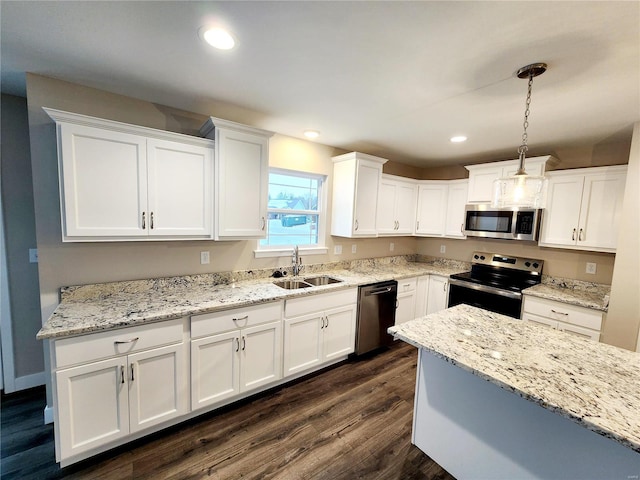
[368, 286, 394, 295]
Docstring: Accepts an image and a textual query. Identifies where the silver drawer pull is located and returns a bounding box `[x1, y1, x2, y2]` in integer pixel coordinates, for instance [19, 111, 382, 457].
[115, 337, 139, 345]
[551, 309, 569, 316]
[233, 315, 249, 322]
[120, 365, 125, 384]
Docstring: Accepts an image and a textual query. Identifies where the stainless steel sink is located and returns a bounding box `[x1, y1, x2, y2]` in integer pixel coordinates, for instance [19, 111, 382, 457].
[273, 279, 313, 289]
[302, 275, 343, 286]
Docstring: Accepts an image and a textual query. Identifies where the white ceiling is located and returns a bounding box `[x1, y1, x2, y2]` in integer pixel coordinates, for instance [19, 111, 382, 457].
[2, 1, 639, 167]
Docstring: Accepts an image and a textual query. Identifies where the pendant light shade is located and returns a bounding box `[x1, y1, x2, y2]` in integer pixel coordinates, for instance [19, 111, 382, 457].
[492, 63, 548, 208]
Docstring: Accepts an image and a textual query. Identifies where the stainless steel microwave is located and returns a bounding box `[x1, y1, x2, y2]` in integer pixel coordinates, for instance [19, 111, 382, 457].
[463, 205, 543, 241]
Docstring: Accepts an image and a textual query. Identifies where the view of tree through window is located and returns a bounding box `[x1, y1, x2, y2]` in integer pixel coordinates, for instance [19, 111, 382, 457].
[259, 170, 323, 248]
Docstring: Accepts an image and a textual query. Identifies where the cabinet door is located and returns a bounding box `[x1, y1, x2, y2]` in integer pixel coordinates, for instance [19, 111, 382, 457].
[283, 313, 323, 376]
[216, 129, 269, 239]
[426, 276, 448, 315]
[577, 172, 626, 251]
[395, 291, 416, 325]
[557, 322, 600, 341]
[376, 180, 397, 234]
[322, 304, 357, 361]
[539, 175, 584, 246]
[128, 343, 187, 433]
[444, 181, 468, 238]
[147, 139, 213, 237]
[191, 331, 239, 410]
[414, 276, 430, 319]
[395, 181, 417, 234]
[522, 312, 559, 329]
[466, 165, 503, 203]
[59, 123, 148, 238]
[353, 161, 382, 236]
[415, 184, 447, 235]
[56, 357, 129, 460]
[241, 321, 282, 392]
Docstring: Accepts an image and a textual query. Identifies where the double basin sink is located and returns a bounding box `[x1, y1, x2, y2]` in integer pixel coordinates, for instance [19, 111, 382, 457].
[274, 275, 342, 290]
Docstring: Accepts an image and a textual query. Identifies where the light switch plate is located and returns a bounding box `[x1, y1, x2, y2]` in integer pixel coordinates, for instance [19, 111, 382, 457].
[440, 245, 446, 254]
[334, 245, 342, 255]
[351, 244, 357, 254]
[586, 262, 597, 274]
[389, 242, 395, 252]
[200, 251, 210, 265]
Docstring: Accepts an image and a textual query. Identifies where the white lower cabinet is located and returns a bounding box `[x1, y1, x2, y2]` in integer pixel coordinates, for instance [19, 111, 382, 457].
[426, 275, 449, 315]
[283, 288, 357, 376]
[522, 296, 603, 341]
[53, 318, 188, 463]
[190, 302, 282, 411]
[395, 277, 417, 325]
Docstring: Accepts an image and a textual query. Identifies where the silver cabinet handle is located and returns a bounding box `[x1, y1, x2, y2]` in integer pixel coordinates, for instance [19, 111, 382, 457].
[443, 282, 447, 292]
[235, 337, 240, 352]
[416, 220, 420, 230]
[242, 336, 246, 351]
[320, 317, 324, 329]
[461, 223, 464, 234]
[115, 337, 139, 345]
[354, 220, 359, 231]
[395, 299, 399, 309]
[325, 316, 329, 328]
[572, 228, 576, 241]
[551, 309, 569, 316]
[121, 365, 125, 384]
[130, 363, 135, 382]
[578, 228, 584, 241]
[142, 212, 146, 230]
[233, 315, 249, 322]
[150, 212, 154, 230]
[261, 217, 266, 230]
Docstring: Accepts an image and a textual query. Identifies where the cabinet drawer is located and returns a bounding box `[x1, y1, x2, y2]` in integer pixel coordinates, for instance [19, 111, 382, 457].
[285, 288, 357, 318]
[398, 277, 417, 293]
[191, 301, 282, 339]
[54, 318, 185, 369]
[523, 296, 603, 331]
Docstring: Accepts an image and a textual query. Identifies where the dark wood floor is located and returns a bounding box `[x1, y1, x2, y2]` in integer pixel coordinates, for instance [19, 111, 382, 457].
[1, 342, 455, 480]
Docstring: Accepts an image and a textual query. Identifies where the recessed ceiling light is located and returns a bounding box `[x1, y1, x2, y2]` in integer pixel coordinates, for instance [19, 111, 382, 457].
[200, 27, 235, 50]
[450, 135, 467, 143]
[304, 130, 320, 139]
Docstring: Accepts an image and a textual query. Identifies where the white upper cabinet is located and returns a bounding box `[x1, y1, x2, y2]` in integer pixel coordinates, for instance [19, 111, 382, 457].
[331, 152, 387, 238]
[376, 174, 417, 236]
[45, 108, 214, 241]
[465, 156, 552, 203]
[415, 180, 468, 238]
[200, 117, 274, 240]
[539, 165, 627, 252]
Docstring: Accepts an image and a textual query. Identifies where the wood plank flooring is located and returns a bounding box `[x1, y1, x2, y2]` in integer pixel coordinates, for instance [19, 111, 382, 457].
[1, 342, 455, 480]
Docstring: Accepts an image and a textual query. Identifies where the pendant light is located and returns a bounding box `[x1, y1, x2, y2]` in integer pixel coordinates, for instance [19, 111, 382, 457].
[492, 63, 548, 208]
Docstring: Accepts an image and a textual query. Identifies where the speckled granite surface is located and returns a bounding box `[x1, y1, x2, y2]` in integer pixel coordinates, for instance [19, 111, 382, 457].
[523, 275, 611, 311]
[37, 256, 469, 340]
[389, 304, 640, 454]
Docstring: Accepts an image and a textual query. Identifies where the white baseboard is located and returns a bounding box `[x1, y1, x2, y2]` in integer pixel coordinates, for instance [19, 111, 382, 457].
[44, 405, 54, 425]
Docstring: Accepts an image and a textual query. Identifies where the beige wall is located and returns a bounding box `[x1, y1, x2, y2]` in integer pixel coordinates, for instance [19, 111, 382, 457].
[417, 237, 615, 284]
[1, 94, 43, 380]
[604, 122, 640, 351]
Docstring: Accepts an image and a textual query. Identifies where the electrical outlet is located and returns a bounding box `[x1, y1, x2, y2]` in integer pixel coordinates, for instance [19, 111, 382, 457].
[586, 262, 597, 274]
[200, 251, 210, 265]
[334, 245, 342, 255]
[440, 245, 446, 254]
[389, 242, 395, 252]
[29, 248, 38, 263]
[351, 244, 357, 254]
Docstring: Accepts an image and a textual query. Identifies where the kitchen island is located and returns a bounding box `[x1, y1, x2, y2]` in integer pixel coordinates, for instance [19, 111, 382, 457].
[389, 304, 640, 480]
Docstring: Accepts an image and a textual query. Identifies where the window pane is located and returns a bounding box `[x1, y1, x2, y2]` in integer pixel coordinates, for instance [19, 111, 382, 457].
[260, 215, 319, 247]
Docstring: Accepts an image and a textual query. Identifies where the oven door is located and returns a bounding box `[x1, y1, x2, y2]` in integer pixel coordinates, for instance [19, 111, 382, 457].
[447, 279, 523, 319]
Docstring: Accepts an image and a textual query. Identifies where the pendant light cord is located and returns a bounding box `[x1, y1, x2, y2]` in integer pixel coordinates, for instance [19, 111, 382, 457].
[516, 72, 535, 175]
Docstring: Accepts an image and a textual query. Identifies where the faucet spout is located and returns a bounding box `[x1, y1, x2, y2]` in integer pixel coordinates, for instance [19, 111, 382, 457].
[292, 245, 303, 276]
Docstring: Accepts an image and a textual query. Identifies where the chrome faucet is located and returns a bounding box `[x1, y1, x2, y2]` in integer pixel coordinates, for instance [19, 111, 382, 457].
[292, 245, 303, 276]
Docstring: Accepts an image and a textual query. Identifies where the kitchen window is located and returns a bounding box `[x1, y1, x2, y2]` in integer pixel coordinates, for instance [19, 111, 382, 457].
[255, 169, 327, 257]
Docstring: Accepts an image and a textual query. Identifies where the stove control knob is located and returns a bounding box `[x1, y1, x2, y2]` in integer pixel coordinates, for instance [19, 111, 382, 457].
[532, 262, 539, 268]
[474, 254, 479, 259]
[524, 261, 531, 267]
[480, 255, 485, 260]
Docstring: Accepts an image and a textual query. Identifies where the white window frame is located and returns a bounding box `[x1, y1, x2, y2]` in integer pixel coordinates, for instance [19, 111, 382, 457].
[254, 168, 328, 258]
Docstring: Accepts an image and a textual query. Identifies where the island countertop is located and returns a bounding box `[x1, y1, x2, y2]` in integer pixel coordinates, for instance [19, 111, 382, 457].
[388, 304, 640, 454]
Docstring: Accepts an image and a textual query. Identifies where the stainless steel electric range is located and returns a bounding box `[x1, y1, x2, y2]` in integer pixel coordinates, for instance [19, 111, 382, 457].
[448, 251, 543, 318]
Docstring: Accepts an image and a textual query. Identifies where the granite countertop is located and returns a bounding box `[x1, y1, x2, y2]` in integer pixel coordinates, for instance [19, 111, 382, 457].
[37, 257, 469, 340]
[389, 304, 640, 454]
[523, 276, 611, 311]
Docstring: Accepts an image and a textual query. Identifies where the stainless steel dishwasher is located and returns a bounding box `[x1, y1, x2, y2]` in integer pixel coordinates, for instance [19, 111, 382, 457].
[355, 280, 398, 355]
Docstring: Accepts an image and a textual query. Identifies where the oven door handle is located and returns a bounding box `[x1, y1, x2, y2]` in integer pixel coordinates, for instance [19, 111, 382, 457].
[448, 278, 522, 300]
